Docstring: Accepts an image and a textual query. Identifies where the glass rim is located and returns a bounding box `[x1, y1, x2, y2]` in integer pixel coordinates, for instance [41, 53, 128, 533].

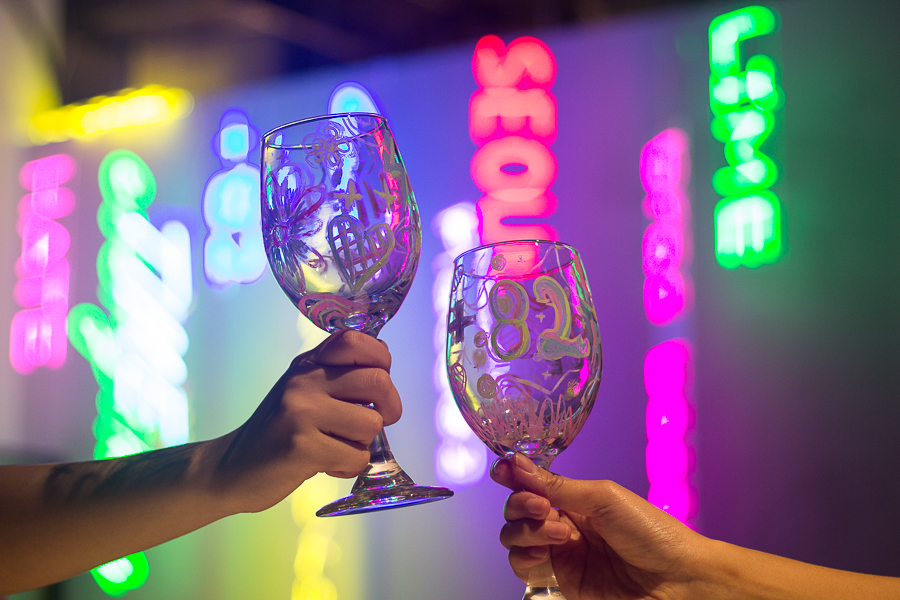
[261, 112, 386, 149]
[452, 239, 581, 279]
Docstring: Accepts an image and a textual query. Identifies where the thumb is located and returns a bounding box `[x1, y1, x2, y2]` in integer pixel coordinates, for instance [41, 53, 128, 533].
[504, 453, 618, 519]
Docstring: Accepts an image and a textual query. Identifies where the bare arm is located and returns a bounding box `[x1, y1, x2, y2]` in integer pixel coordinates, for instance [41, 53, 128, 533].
[492, 454, 900, 600]
[0, 330, 401, 594]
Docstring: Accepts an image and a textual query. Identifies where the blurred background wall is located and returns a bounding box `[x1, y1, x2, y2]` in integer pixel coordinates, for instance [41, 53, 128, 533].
[2, 0, 899, 598]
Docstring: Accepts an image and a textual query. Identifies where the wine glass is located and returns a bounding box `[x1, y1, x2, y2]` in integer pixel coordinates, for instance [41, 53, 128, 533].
[261, 113, 453, 516]
[446, 240, 602, 599]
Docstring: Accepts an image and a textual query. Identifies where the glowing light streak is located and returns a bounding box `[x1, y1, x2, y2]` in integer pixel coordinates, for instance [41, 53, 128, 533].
[469, 35, 559, 244]
[709, 6, 783, 268]
[640, 129, 695, 526]
[432, 203, 487, 485]
[66, 150, 192, 595]
[202, 110, 267, 286]
[9, 154, 76, 374]
[30, 85, 193, 145]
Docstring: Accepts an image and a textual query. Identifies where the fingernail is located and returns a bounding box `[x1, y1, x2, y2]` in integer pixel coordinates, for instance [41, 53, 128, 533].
[514, 453, 537, 474]
[490, 457, 510, 477]
[526, 546, 548, 559]
[547, 522, 569, 541]
[525, 496, 547, 517]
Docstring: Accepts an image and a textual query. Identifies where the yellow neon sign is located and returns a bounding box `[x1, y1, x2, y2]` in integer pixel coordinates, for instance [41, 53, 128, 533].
[30, 85, 193, 145]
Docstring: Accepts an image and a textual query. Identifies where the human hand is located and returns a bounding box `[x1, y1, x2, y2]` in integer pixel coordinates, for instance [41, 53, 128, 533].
[491, 454, 706, 600]
[208, 330, 401, 514]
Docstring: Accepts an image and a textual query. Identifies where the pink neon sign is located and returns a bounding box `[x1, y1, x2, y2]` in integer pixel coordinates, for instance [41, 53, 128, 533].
[641, 128, 691, 325]
[644, 339, 693, 523]
[640, 129, 695, 525]
[470, 35, 558, 244]
[10, 154, 76, 374]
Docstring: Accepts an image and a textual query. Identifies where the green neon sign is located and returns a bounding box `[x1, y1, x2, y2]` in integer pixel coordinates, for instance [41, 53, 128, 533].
[68, 149, 193, 595]
[709, 6, 784, 269]
[90, 553, 149, 597]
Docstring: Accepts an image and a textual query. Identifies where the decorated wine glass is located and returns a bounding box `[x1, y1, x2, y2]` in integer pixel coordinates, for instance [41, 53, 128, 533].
[261, 113, 453, 516]
[446, 240, 602, 599]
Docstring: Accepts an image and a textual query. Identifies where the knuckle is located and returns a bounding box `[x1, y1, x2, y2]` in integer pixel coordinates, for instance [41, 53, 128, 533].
[543, 472, 566, 496]
[368, 367, 392, 391]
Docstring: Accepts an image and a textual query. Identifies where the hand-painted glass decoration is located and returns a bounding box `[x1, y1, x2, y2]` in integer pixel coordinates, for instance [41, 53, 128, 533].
[10, 154, 76, 374]
[262, 113, 452, 516]
[709, 6, 784, 268]
[447, 239, 601, 600]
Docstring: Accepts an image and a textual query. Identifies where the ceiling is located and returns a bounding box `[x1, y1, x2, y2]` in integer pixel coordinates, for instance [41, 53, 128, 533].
[45, 0, 712, 103]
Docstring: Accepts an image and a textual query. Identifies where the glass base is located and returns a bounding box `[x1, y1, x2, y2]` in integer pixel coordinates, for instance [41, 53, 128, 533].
[316, 482, 454, 516]
[523, 586, 566, 600]
[316, 449, 453, 517]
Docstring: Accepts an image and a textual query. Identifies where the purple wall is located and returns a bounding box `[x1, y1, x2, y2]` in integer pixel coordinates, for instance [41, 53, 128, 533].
[5, 0, 900, 597]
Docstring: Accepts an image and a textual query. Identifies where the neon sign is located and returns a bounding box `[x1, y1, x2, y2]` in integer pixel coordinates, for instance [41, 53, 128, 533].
[470, 35, 559, 244]
[640, 129, 695, 525]
[202, 110, 267, 286]
[709, 6, 783, 268]
[328, 82, 380, 114]
[432, 203, 487, 485]
[30, 85, 193, 145]
[644, 339, 693, 524]
[10, 154, 76, 374]
[641, 129, 692, 325]
[291, 474, 342, 599]
[67, 150, 192, 594]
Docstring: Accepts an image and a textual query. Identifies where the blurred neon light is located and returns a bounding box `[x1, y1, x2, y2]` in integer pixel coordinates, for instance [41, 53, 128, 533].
[640, 129, 695, 526]
[30, 85, 193, 145]
[432, 203, 487, 485]
[67, 150, 192, 595]
[10, 154, 76, 374]
[709, 6, 783, 268]
[90, 553, 149, 597]
[470, 35, 558, 244]
[202, 110, 266, 286]
[644, 340, 693, 524]
[329, 82, 380, 114]
[291, 475, 341, 600]
[640, 129, 691, 326]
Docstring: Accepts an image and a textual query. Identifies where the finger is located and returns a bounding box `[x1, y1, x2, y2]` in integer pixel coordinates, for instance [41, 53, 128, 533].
[313, 400, 385, 447]
[309, 330, 392, 371]
[506, 453, 642, 520]
[503, 491, 558, 522]
[301, 431, 371, 477]
[322, 367, 402, 425]
[509, 545, 550, 578]
[499, 519, 571, 550]
[491, 455, 516, 490]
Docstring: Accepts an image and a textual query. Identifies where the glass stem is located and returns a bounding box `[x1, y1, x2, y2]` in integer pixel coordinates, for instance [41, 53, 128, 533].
[521, 453, 566, 599]
[367, 428, 394, 464]
[349, 428, 416, 494]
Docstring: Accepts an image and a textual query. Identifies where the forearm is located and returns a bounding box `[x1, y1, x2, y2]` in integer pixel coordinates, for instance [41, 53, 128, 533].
[0, 437, 235, 594]
[694, 538, 900, 600]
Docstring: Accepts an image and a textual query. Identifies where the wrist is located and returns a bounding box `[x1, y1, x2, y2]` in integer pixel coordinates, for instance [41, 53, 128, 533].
[679, 537, 750, 600]
[190, 433, 246, 519]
